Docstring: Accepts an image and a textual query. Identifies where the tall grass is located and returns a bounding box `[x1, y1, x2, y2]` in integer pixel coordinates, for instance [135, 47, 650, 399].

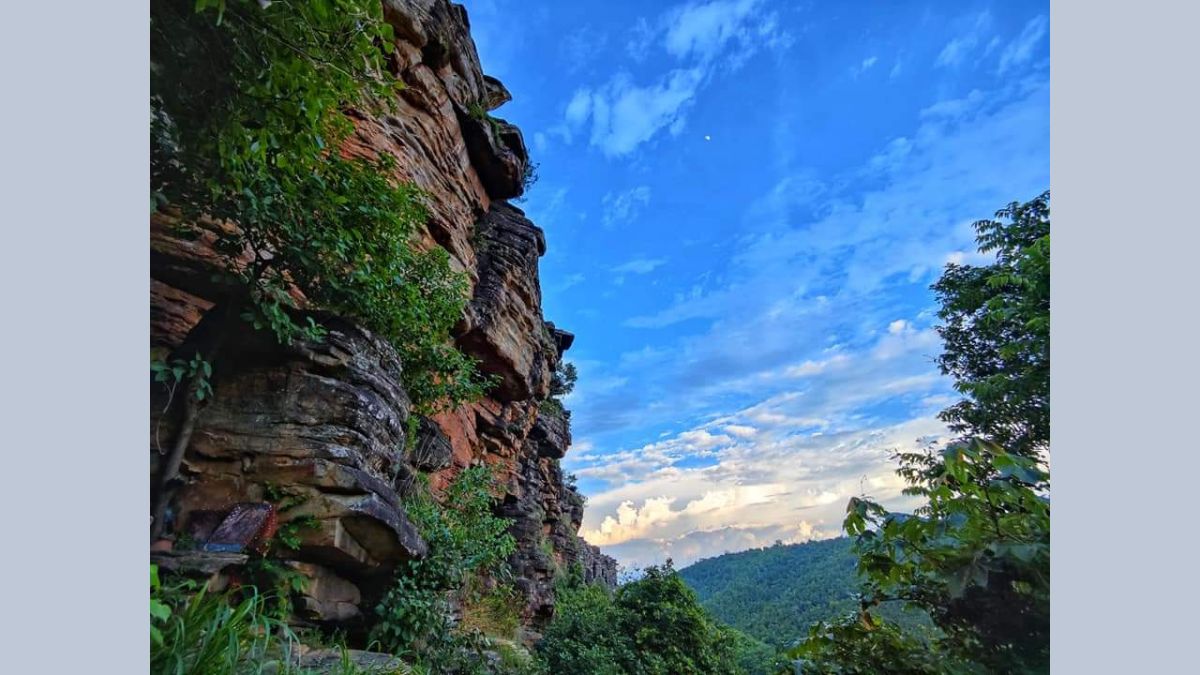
[151, 583, 297, 675]
[150, 569, 405, 675]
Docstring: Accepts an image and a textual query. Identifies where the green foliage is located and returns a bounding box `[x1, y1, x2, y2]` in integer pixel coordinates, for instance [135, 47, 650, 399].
[240, 555, 312, 621]
[535, 561, 747, 674]
[793, 192, 1051, 674]
[150, 565, 171, 647]
[535, 575, 634, 674]
[151, 352, 214, 402]
[722, 626, 787, 675]
[517, 161, 540, 201]
[793, 441, 1048, 673]
[541, 360, 576, 417]
[679, 538, 857, 648]
[789, 616, 947, 675]
[371, 466, 517, 667]
[150, 567, 292, 675]
[549, 360, 577, 398]
[932, 191, 1050, 457]
[151, 564, 393, 675]
[276, 515, 320, 552]
[151, 0, 490, 412]
[493, 641, 536, 674]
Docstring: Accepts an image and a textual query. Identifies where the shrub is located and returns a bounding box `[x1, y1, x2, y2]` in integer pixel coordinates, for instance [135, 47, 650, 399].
[372, 466, 517, 667]
[536, 561, 745, 674]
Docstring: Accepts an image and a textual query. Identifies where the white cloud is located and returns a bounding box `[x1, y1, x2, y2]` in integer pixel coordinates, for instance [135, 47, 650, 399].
[998, 15, 1049, 74]
[723, 424, 758, 439]
[783, 353, 850, 378]
[920, 89, 985, 119]
[935, 10, 993, 68]
[611, 258, 667, 286]
[577, 414, 950, 567]
[664, 0, 766, 63]
[601, 186, 652, 227]
[560, 0, 789, 157]
[578, 69, 705, 156]
[852, 55, 878, 77]
[936, 34, 978, 68]
[564, 89, 592, 128]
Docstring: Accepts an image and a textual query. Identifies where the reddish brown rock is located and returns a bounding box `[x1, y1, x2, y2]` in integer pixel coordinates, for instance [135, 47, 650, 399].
[150, 278, 212, 354]
[149, 0, 615, 636]
[456, 203, 555, 402]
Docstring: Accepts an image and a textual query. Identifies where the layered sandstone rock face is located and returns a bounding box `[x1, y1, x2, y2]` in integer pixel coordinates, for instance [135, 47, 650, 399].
[149, 0, 615, 633]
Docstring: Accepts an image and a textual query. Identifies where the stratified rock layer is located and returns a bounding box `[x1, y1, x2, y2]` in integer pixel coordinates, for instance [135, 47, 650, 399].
[150, 0, 615, 631]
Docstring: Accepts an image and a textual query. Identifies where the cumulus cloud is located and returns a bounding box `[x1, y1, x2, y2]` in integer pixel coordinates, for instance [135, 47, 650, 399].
[576, 413, 950, 567]
[575, 69, 706, 156]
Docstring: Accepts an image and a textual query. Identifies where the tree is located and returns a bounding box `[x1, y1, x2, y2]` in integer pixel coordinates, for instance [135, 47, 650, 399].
[549, 360, 578, 399]
[932, 191, 1050, 458]
[537, 561, 749, 674]
[790, 192, 1052, 674]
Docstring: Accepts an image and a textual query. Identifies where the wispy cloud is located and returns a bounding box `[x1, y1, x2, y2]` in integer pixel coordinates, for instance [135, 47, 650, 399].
[560, 24, 609, 73]
[935, 10, 992, 68]
[852, 55, 879, 77]
[663, 0, 771, 64]
[613, 257, 667, 275]
[998, 15, 1049, 74]
[560, 0, 790, 157]
[601, 185, 652, 227]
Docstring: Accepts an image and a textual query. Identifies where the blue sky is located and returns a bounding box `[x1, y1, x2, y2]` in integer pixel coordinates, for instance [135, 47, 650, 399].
[462, 0, 1049, 569]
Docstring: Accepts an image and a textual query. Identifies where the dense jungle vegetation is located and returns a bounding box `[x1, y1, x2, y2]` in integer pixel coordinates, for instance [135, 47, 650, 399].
[678, 538, 866, 649]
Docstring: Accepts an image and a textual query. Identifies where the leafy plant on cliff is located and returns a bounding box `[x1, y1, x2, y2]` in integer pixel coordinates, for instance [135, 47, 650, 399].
[150, 0, 494, 536]
[371, 466, 517, 668]
[541, 359, 577, 417]
[152, 0, 490, 409]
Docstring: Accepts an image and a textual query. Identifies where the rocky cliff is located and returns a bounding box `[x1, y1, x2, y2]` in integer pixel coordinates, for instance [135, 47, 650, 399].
[150, 0, 615, 637]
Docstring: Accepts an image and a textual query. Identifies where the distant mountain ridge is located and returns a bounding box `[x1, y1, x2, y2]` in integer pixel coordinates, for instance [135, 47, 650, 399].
[678, 537, 859, 649]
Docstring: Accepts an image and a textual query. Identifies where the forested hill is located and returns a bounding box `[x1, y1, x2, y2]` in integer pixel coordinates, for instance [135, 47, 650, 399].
[678, 538, 859, 648]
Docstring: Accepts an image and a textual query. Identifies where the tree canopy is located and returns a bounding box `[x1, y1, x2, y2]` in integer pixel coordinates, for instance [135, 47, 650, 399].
[932, 191, 1050, 458]
[790, 192, 1051, 674]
